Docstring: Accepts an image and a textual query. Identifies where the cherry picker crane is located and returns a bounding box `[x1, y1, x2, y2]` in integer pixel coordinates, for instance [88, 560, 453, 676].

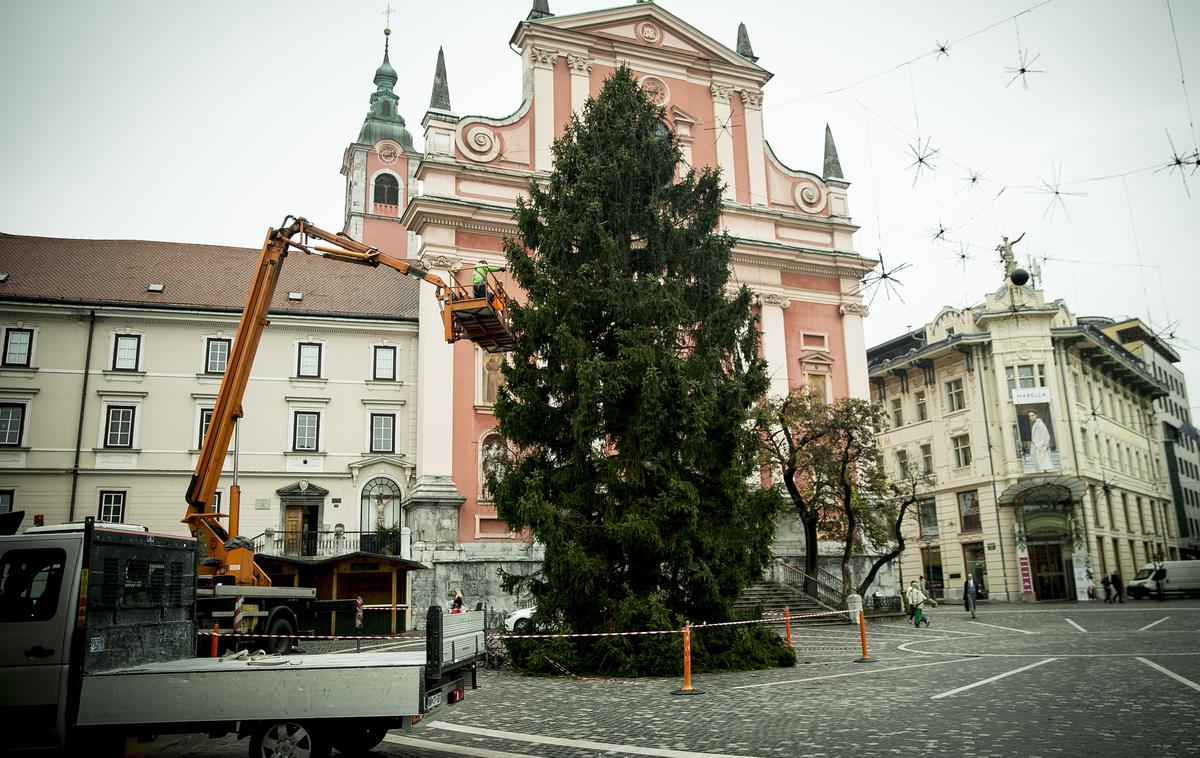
[184, 216, 511, 588]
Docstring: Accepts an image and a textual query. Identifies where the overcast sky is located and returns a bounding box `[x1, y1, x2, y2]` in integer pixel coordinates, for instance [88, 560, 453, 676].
[1, 0, 1198, 406]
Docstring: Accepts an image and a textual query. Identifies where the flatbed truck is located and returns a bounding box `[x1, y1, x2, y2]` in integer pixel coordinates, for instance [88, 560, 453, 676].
[0, 518, 485, 757]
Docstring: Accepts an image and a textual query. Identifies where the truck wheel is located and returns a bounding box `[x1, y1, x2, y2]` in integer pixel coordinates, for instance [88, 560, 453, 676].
[330, 720, 389, 755]
[266, 615, 296, 655]
[250, 721, 330, 758]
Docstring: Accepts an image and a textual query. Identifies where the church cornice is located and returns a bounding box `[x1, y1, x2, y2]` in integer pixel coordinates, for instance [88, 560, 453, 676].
[401, 196, 520, 237]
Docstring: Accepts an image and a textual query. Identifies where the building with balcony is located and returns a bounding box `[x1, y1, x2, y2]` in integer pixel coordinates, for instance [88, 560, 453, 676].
[1099, 318, 1200, 558]
[867, 260, 1173, 602]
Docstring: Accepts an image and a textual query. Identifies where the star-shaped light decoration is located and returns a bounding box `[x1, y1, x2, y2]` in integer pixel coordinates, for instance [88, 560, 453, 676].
[929, 222, 948, 243]
[1004, 49, 1045, 90]
[1157, 129, 1199, 198]
[852, 250, 912, 306]
[1033, 163, 1086, 222]
[906, 137, 939, 187]
[935, 40, 951, 59]
[950, 241, 973, 270]
[959, 167, 986, 194]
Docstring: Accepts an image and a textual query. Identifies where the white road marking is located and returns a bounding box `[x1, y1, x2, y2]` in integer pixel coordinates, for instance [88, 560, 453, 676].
[427, 722, 760, 758]
[1136, 657, 1200, 692]
[930, 657, 1058, 700]
[1064, 618, 1087, 633]
[967, 620, 1036, 634]
[1138, 617, 1170, 631]
[385, 733, 533, 758]
[731, 657, 975, 690]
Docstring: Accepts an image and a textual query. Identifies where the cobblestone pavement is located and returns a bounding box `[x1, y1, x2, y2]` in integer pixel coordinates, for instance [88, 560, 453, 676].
[145, 600, 1200, 758]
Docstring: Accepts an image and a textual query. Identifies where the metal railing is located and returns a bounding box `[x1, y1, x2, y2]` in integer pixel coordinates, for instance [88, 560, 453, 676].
[777, 562, 847, 610]
[252, 530, 409, 559]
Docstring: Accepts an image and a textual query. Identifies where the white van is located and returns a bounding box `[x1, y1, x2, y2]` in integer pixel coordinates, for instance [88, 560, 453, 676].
[1126, 560, 1200, 599]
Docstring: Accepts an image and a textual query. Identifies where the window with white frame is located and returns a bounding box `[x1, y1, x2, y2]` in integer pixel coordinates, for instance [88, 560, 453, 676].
[945, 378, 965, 412]
[370, 413, 395, 453]
[297, 342, 322, 378]
[895, 449, 910, 477]
[210, 491, 222, 514]
[373, 345, 397, 381]
[2, 328, 33, 367]
[920, 443, 934, 474]
[1005, 364, 1046, 393]
[205, 338, 231, 374]
[915, 391, 928, 421]
[891, 398, 904, 428]
[198, 408, 214, 449]
[0, 403, 25, 447]
[104, 406, 136, 448]
[0, 489, 12, 514]
[293, 411, 320, 452]
[479, 432, 510, 502]
[98, 491, 126, 523]
[952, 433, 972, 468]
[112, 334, 141, 371]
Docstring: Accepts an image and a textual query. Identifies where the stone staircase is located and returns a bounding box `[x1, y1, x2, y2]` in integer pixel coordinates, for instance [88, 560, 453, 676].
[734, 580, 849, 629]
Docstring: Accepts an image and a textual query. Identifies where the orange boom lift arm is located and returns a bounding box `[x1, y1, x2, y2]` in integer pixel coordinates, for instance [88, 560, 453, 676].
[183, 216, 511, 585]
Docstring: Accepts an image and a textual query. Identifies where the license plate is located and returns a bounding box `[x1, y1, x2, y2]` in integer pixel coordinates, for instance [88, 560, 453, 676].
[425, 692, 442, 712]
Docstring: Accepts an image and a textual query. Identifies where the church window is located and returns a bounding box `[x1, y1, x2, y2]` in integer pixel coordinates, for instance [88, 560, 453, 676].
[374, 174, 400, 206]
[380, 101, 392, 117]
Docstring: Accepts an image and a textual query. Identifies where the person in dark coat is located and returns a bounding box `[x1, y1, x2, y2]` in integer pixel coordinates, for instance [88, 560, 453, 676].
[963, 573, 981, 619]
[1152, 565, 1168, 601]
[1101, 574, 1113, 603]
[1110, 571, 1124, 604]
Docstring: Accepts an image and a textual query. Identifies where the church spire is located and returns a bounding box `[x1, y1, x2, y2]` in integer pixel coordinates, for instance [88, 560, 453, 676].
[527, 0, 552, 20]
[736, 22, 758, 64]
[823, 124, 844, 181]
[429, 47, 452, 112]
[358, 27, 413, 150]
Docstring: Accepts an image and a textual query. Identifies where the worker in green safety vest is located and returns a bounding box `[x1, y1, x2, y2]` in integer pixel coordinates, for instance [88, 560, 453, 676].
[473, 259, 506, 299]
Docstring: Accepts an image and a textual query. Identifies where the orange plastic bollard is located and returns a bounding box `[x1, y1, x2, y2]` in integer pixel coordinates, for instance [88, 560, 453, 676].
[784, 606, 793, 648]
[855, 609, 875, 663]
[672, 620, 702, 695]
[210, 624, 219, 658]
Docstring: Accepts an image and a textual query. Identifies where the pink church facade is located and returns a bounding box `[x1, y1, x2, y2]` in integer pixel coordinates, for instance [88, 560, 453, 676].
[342, 3, 874, 603]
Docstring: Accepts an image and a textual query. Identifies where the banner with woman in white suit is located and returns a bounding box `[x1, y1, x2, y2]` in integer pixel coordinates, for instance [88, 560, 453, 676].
[1013, 387, 1061, 473]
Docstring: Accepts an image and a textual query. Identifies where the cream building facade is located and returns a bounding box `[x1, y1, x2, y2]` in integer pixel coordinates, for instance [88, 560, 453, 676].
[1100, 318, 1200, 559]
[0, 235, 422, 584]
[868, 265, 1173, 602]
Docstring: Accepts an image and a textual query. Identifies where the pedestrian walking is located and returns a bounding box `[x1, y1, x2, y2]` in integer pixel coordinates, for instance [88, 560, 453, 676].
[1110, 571, 1124, 604]
[1101, 574, 1113, 603]
[1152, 564, 1167, 601]
[906, 580, 935, 627]
[905, 579, 922, 624]
[963, 573, 980, 619]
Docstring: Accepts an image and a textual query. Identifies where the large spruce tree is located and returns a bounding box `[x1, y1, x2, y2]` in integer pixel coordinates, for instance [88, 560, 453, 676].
[492, 68, 788, 675]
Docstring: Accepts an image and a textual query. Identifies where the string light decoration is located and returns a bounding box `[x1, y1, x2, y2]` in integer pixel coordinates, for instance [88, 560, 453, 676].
[852, 250, 912, 305]
[935, 40, 951, 59]
[1032, 163, 1087, 222]
[1158, 128, 1199, 198]
[1004, 48, 1045, 90]
[906, 136, 939, 186]
[929, 222, 948, 243]
[959, 167, 986, 193]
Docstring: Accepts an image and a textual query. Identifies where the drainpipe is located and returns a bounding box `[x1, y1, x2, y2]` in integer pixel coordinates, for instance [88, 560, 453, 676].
[961, 343, 1010, 600]
[1057, 343, 1092, 563]
[68, 310, 97, 521]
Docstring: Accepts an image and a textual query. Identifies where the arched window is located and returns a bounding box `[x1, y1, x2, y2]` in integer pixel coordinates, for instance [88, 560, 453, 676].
[360, 476, 402, 531]
[373, 174, 400, 206]
[380, 101, 392, 117]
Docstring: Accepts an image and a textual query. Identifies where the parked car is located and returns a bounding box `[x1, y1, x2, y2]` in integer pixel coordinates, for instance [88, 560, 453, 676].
[503, 606, 536, 632]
